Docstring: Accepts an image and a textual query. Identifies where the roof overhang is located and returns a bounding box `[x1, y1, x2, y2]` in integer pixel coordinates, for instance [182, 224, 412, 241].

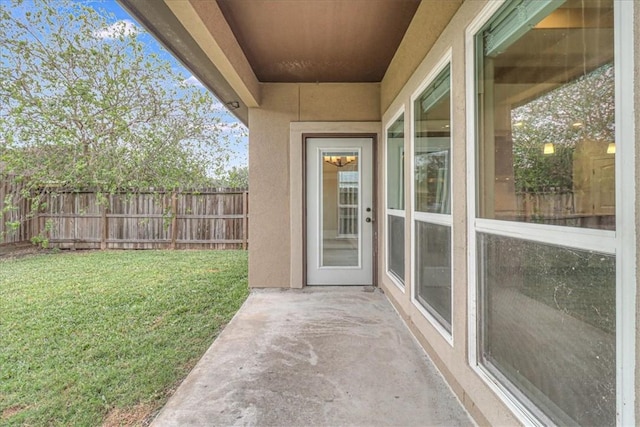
[118, 0, 258, 124]
[118, 1, 463, 126]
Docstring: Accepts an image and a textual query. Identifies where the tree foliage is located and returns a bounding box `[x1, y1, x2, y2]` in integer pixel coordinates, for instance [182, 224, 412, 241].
[0, 0, 240, 193]
[214, 165, 249, 189]
[511, 64, 614, 193]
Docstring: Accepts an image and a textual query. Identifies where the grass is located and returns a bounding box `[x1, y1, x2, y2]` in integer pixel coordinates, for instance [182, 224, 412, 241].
[0, 249, 249, 426]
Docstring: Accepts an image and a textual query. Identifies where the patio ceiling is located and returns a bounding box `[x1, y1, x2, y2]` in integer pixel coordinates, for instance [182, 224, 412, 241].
[118, 0, 457, 124]
[216, 0, 420, 83]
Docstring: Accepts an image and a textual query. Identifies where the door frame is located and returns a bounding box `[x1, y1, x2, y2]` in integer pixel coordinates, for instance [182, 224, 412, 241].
[304, 135, 376, 285]
[288, 122, 380, 288]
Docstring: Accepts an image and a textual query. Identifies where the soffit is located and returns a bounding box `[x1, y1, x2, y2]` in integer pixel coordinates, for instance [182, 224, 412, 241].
[215, 0, 421, 83]
[118, 0, 250, 124]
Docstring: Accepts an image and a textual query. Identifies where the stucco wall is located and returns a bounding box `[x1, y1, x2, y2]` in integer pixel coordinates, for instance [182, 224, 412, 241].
[248, 83, 380, 288]
[380, 0, 463, 114]
[379, 2, 518, 424]
[248, 1, 637, 424]
[380, 0, 639, 425]
[248, 84, 297, 287]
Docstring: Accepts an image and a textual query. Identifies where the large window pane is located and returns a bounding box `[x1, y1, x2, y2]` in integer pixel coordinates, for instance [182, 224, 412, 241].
[476, 0, 615, 230]
[388, 215, 404, 283]
[387, 115, 404, 210]
[478, 233, 615, 425]
[415, 65, 451, 214]
[415, 221, 451, 332]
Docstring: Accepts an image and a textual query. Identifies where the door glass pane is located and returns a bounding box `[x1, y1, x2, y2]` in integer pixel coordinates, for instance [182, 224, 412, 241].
[476, 0, 615, 230]
[478, 233, 615, 426]
[321, 151, 359, 267]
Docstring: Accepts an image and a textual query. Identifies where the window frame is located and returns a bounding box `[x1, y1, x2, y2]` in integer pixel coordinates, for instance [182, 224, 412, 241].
[384, 107, 406, 291]
[337, 169, 358, 238]
[465, 1, 636, 425]
[410, 49, 454, 345]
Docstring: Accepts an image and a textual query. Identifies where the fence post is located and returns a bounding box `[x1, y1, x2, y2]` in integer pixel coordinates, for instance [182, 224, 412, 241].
[0, 179, 5, 243]
[242, 190, 248, 250]
[32, 191, 39, 243]
[101, 200, 108, 250]
[170, 190, 178, 249]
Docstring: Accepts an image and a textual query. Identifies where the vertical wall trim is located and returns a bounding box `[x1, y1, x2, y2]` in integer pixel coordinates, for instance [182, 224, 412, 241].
[383, 106, 407, 293]
[615, 0, 637, 424]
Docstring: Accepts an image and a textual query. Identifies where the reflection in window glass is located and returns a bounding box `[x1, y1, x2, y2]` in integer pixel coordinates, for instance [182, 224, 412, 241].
[476, 0, 615, 230]
[387, 115, 405, 210]
[478, 233, 615, 426]
[415, 65, 451, 214]
[388, 215, 404, 282]
[386, 114, 405, 285]
[338, 171, 358, 236]
[474, 1, 617, 423]
[416, 221, 451, 332]
[321, 151, 359, 267]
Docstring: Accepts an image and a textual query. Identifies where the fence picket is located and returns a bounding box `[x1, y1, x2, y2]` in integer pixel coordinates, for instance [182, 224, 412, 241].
[0, 179, 249, 250]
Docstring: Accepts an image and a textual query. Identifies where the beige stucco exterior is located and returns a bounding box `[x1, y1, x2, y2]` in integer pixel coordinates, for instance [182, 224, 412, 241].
[167, 0, 261, 108]
[248, 83, 380, 288]
[380, 0, 463, 113]
[246, 0, 638, 425]
[378, 1, 521, 425]
[123, 0, 638, 424]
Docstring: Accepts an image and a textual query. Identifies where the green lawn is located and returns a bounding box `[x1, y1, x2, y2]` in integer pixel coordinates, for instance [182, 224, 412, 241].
[0, 250, 248, 426]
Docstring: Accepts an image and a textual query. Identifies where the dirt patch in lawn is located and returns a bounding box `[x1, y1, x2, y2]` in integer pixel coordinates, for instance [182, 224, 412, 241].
[2, 405, 28, 420]
[0, 243, 43, 259]
[102, 403, 155, 427]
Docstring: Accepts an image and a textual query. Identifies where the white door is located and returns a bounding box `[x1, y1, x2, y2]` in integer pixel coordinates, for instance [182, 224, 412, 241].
[306, 137, 373, 285]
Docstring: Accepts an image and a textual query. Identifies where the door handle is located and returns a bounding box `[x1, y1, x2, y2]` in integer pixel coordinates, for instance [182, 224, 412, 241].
[366, 217, 372, 223]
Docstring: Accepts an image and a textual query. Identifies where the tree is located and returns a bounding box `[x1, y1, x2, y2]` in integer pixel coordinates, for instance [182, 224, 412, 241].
[214, 166, 249, 189]
[0, 0, 240, 193]
[510, 64, 614, 193]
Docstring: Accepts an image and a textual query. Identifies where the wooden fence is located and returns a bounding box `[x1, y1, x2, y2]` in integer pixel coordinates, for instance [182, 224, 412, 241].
[0, 178, 39, 246]
[0, 180, 248, 250]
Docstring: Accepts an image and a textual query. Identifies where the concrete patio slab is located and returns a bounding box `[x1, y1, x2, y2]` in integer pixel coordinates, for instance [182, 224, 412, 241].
[151, 287, 474, 427]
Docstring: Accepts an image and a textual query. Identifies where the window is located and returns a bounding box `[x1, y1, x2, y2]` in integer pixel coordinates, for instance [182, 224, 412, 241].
[478, 234, 615, 425]
[385, 113, 405, 286]
[471, 0, 620, 424]
[337, 170, 358, 237]
[413, 60, 453, 336]
[477, 0, 615, 230]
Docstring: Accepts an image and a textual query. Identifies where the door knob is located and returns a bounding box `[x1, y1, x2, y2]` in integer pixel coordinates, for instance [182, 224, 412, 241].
[365, 217, 372, 223]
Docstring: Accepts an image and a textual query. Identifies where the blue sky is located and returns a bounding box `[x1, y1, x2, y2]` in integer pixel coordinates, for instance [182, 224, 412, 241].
[88, 0, 248, 169]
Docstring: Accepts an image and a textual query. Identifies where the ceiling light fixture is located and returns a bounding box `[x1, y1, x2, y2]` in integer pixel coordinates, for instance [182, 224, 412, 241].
[543, 143, 555, 155]
[607, 142, 616, 154]
[323, 155, 356, 168]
